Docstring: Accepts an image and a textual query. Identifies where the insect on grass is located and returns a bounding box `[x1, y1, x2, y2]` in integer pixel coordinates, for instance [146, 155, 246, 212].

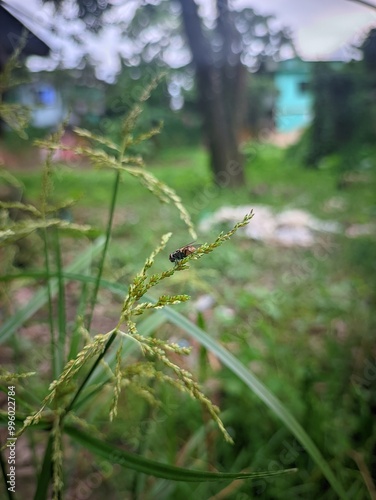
[169, 242, 198, 263]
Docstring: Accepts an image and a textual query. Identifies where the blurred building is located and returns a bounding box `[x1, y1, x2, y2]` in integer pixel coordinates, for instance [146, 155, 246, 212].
[261, 57, 343, 134]
[274, 58, 313, 133]
[0, 1, 61, 130]
[0, 1, 50, 71]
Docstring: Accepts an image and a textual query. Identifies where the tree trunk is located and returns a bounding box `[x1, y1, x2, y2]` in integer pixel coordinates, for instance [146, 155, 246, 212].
[178, 0, 245, 187]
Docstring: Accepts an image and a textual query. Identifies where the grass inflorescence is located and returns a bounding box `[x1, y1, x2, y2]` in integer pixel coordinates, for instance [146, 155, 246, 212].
[1, 57, 254, 464]
[15, 211, 253, 446]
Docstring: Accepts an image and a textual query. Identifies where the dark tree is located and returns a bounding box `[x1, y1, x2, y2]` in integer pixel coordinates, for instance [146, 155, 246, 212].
[178, 0, 244, 186]
[361, 28, 376, 77]
[175, 0, 293, 187]
[301, 28, 376, 170]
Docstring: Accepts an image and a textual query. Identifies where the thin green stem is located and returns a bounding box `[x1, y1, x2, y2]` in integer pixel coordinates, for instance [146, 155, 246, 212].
[41, 229, 56, 379]
[54, 228, 66, 375]
[68, 278, 89, 361]
[85, 171, 121, 330]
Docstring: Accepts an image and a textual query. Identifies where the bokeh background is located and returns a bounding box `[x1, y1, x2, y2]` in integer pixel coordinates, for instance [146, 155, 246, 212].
[0, 1, 375, 499]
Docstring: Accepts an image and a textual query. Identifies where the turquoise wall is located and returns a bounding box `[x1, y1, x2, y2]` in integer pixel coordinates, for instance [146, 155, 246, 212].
[274, 60, 313, 133]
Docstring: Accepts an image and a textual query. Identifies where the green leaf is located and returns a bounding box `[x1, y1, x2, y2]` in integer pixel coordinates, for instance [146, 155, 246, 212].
[65, 425, 296, 482]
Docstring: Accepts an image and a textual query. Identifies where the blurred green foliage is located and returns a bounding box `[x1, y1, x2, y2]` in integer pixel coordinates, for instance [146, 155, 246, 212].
[289, 29, 376, 182]
[99, 64, 202, 157]
[247, 75, 277, 137]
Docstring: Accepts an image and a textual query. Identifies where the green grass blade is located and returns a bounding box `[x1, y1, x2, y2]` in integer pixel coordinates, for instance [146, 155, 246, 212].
[33, 435, 53, 500]
[65, 425, 296, 482]
[0, 448, 15, 500]
[159, 305, 348, 499]
[0, 237, 106, 344]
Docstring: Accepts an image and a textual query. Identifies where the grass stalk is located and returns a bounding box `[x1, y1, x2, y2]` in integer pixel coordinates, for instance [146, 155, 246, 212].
[54, 228, 66, 375]
[85, 171, 121, 330]
[41, 228, 57, 379]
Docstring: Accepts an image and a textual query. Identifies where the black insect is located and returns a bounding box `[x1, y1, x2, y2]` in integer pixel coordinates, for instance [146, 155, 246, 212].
[169, 242, 197, 263]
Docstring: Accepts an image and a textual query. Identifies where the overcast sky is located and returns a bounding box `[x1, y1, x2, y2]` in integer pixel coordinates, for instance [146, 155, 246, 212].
[4, 0, 376, 81]
[245, 0, 376, 60]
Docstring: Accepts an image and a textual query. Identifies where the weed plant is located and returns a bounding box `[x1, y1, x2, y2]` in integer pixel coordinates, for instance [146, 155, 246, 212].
[0, 60, 295, 499]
